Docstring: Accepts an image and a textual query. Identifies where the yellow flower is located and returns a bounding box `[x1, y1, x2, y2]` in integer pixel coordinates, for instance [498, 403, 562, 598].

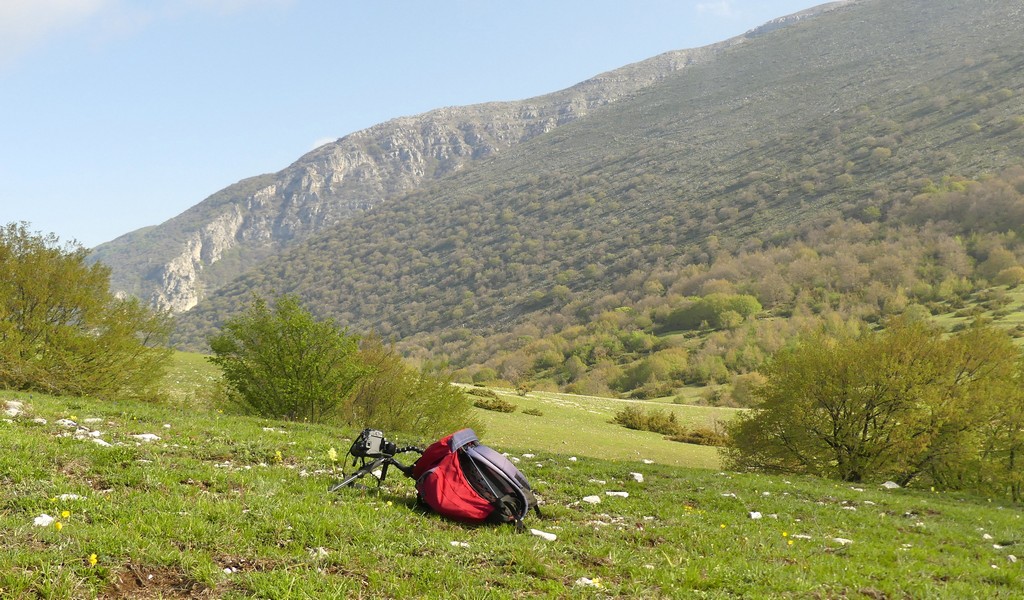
[55, 521, 63, 532]
[88, 554, 98, 566]
[328, 447, 338, 462]
[788, 540, 794, 546]
[782, 531, 788, 537]
[61, 511, 70, 519]
[274, 450, 283, 463]
[720, 524, 727, 529]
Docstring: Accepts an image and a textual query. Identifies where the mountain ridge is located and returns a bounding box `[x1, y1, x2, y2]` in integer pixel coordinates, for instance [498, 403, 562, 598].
[89, 1, 852, 312]
[168, 0, 1024, 352]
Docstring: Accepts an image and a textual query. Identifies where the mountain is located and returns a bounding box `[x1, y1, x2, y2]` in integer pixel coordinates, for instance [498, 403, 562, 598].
[164, 0, 1024, 353]
[88, 5, 852, 314]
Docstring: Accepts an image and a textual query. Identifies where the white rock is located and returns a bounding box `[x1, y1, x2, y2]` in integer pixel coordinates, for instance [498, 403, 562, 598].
[575, 577, 600, 587]
[131, 433, 160, 442]
[55, 419, 77, 428]
[33, 514, 54, 527]
[630, 472, 644, 483]
[522, 453, 535, 458]
[881, 481, 901, 489]
[32, 418, 47, 425]
[92, 438, 112, 447]
[163, 424, 171, 429]
[605, 491, 629, 498]
[984, 533, 994, 540]
[1009, 555, 1018, 563]
[749, 511, 763, 520]
[831, 538, 854, 545]
[568, 456, 577, 462]
[588, 479, 607, 485]
[58, 494, 85, 501]
[450, 541, 470, 548]
[3, 401, 23, 417]
[642, 459, 654, 464]
[530, 529, 557, 541]
[582, 495, 602, 504]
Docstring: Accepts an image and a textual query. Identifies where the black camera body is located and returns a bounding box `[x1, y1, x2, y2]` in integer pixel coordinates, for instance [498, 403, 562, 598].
[350, 428, 397, 459]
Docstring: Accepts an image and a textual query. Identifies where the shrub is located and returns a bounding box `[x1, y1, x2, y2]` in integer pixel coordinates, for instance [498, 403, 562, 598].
[0, 223, 172, 400]
[668, 427, 729, 447]
[209, 294, 365, 423]
[346, 335, 482, 439]
[613, 405, 682, 436]
[473, 396, 517, 413]
[466, 387, 499, 399]
[522, 408, 544, 417]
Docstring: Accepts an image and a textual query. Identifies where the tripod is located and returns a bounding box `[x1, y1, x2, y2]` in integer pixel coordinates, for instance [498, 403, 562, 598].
[328, 445, 423, 492]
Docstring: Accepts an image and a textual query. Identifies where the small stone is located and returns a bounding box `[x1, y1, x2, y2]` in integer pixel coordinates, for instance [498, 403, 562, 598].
[881, 481, 900, 489]
[749, 511, 763, 520]
[530, 529, 557, 541]
[582, 495, 601, 504]
[630, 472, 644, 483]
[605, 491, 629, 498]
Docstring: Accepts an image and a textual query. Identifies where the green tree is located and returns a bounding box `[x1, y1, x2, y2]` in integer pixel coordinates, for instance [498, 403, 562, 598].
[345, 335, 482, 439]
[724, 319, 1021, 488]
[0, 223, 171, 400]
[209, 294, 365, 422]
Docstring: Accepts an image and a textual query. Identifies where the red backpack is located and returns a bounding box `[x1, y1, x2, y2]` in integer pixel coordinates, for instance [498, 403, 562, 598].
[411, 429, 540, 528]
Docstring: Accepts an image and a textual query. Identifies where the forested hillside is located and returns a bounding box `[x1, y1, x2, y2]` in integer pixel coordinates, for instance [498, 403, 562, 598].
[170, 0, 1024, 397]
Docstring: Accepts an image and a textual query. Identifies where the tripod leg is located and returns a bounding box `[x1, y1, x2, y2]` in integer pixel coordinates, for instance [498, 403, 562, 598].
[329, 457, 388, 492]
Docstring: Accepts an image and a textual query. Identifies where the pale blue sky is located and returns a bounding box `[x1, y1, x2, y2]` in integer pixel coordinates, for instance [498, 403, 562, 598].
[1, 0, 825, 248]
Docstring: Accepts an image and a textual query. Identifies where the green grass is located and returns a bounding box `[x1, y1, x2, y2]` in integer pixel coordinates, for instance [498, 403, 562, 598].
[4, 381, 1024, 598]
[470, 386, 734, 469]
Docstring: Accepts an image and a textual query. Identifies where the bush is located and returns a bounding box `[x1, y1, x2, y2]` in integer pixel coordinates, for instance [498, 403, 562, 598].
[613, 405, 682, 436]
[522, 408, 544, 417]
[0, 223, 172, 400]
[209, 294, 364, 423]
[668, 427, 729, 447]
[473, 396, 517, 413]
[466, 387, 499, 399]
[346, 335, 482, 439]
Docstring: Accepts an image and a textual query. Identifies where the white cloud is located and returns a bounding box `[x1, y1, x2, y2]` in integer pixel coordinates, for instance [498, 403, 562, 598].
[0, 0, 293, 68]
[0, 0, 111, 67]
[696, 1, 739, 18]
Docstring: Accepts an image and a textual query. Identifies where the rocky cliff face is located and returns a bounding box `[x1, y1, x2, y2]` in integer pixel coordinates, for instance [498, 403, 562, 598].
[89, 3, 845, 313]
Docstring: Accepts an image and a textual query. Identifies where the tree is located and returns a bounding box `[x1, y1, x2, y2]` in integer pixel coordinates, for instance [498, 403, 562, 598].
[0, 223, 171, 400]
[724, 319, 1021, 489]
[209, 294, 365, 422]
[344, 335, 482, 439]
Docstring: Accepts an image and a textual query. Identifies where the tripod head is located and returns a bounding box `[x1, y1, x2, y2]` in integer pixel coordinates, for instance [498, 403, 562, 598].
[329, 428, 423, 492]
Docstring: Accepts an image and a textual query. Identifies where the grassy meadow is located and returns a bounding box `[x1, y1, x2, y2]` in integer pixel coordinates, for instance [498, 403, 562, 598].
[2, 354, 1023, 598]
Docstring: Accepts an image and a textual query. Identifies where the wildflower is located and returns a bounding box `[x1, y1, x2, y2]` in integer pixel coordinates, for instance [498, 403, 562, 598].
[274, 450, 283, 463]
[328, 447, 338, 462]
[89, 554, 98, 566]
[720, 524, 727, 529]
[788, 540, 794, 546]
[782, 531, 788, 537]
[61, 511, 70, 519]
[55, 521, 63, 532]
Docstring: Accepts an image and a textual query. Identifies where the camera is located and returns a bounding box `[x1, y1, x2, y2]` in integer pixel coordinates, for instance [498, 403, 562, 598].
[350, 428, 396, 458]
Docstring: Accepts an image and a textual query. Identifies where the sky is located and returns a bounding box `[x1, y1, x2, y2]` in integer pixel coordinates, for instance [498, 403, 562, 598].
[1, 0, 826, 249]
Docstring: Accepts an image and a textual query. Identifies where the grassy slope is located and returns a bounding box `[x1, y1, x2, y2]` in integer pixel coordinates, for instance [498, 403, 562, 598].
[2, 358, 1023, 598]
